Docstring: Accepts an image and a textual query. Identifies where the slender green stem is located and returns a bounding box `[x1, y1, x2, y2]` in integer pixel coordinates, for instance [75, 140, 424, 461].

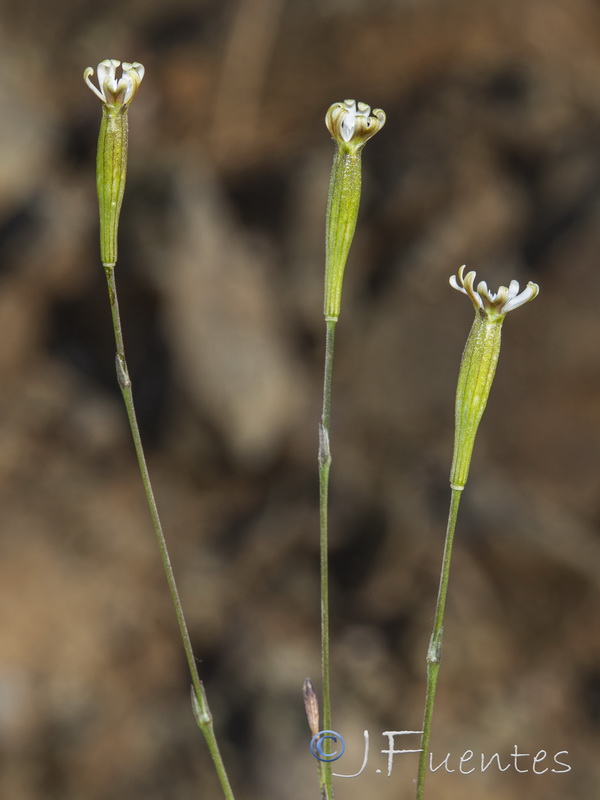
[318, 317, 337, 800]
[416, 486, 463, 800]
[103, 264, 235, 800]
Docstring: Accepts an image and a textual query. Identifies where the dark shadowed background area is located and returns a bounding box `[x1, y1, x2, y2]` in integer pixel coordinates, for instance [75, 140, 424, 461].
[1, 0, 600, 798]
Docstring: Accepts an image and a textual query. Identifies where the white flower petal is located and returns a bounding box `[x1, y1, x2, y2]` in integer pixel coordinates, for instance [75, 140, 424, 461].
[97, 59, 119, 93]
[83, 67, 105, 102]
[340, 102, 357, 142]
[449, 274, 466, 293]
[481, 282, 496, 303]
[506, 279, 520, 300]
[501, 284, 537, 313]
[120, 75, 134, 104]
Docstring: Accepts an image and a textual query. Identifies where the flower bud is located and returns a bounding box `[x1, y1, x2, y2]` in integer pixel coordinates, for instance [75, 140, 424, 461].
[325, 99, 386, 155]
[303, 678, 320, 737]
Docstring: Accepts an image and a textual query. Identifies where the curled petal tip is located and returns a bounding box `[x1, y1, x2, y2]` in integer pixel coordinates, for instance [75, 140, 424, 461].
[84, 66, 105, 102]
[502, 281, 539, 313]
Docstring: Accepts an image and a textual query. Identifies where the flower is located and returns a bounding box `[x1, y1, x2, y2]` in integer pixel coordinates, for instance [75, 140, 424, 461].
[325, 99, 386, 153]
[84, 59, 145, 108]
[449, 265, 539, 489]
[323, 99, 386, 319]
[450, 265, 539, 319]
[84, 59, 145, 265]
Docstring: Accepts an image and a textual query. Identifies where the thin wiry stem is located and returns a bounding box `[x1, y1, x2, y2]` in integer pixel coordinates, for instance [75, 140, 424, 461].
[318, 317, 337, 800]
[415, 487, 462, 799]
[103, 264, 235, 800]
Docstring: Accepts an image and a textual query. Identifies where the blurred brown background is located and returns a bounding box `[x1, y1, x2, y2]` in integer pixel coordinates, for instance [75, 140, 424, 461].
[1, 0, 600, 798]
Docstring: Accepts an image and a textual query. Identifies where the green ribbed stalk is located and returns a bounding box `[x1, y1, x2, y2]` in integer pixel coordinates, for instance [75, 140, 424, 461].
[416, 305, 505, 800]
[415, 266, 539, 799]
[325, 148, 362, 320]
[451, 311, 503, 489]
[97, 105, 128, 266]
[316, 101, 385, 800]
[86, 59, 236, 800]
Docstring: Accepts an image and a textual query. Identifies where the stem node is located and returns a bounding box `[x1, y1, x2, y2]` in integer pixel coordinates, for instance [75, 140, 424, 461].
[318, 423, 331, 470]
[115, 353, 131, 389]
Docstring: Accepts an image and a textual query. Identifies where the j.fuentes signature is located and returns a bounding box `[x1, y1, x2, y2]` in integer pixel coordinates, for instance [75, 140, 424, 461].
[310, 730, 571, 777]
